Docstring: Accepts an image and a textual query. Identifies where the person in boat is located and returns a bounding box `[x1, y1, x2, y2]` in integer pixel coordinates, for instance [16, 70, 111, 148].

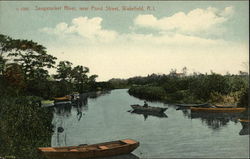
[143, 101, 148, 107]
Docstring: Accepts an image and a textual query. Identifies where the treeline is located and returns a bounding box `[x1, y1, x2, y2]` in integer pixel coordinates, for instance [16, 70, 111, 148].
[0, 34, 112, 99]
[127, 71, 249, 107]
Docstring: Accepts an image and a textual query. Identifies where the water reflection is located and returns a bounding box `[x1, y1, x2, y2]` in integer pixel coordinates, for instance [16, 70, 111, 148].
[129, 110, 168, 121]
[54, 103, 72, 117]
[53, 90, 111, 118]
[95, 153, 139, 159]
[191, 112, 243, 130]
[179, 108, 191, 118]
[52, 91, 111, 147]
[239, 120, 250, 135]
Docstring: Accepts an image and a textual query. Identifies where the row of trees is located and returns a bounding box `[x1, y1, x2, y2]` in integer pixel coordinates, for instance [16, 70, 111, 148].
[0, 34, 100, 98]
[127, 71, 249, 106]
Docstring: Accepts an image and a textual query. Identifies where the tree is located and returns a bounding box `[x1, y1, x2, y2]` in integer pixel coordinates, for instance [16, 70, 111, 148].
[4, 63, 26, 95]
[0, 34, 13, 75]
[0, 56, 7, 75]
[6, 39, 57, 80]
[71, 65, 89, 93]
[54, 61, 73, 82]
[182, 66, 188, 76]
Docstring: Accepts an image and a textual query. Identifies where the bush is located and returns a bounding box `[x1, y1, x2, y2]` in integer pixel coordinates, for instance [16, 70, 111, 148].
[0, 96, 53, 159]
[128, 85, 167, 101]
[238, 88, 249, 107]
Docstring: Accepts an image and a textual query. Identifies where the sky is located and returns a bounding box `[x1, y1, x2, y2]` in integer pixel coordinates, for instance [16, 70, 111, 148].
[0, 1, 249, 81]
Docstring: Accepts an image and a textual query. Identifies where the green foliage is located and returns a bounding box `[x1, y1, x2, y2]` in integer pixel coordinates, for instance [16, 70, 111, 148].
[128, 72, 249, 105]
[109, 78, 129, 89]
[128, 85, 167, 101]
[54, 61, 73, 82]
[7, 40, 57, 80]
[0, 96, 53, 159]
[238, 88, 249, 107]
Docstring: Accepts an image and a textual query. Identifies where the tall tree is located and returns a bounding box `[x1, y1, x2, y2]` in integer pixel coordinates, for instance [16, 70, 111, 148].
[54, 61, 73, 82]
[0, 34, 13, 75]
[5, 38, 57, 80]
[71, 65, 89, 93]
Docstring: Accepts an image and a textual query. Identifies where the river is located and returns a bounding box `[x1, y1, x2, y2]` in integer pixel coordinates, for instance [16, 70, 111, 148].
[51, 89, 249, 158]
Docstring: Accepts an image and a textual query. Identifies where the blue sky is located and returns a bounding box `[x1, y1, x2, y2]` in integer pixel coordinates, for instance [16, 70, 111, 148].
[0, 1, 249, 81]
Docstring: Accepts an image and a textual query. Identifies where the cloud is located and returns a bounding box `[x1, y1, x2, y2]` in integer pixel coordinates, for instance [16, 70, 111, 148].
[41, 16, 118, 42]
[124, 33, 226, 47]
[39, 6, 248, 81]
[134, 6, 234, 33]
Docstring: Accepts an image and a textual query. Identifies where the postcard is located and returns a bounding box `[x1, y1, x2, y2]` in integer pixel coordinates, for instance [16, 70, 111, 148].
[0, 1, 249, 159]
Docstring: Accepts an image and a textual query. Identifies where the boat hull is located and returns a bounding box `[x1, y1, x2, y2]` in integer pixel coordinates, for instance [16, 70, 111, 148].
[38, 139, 139, 159]
[191, 107, 246, 113]
[175, 103, 210, 108]
[131, 105, 167, 113]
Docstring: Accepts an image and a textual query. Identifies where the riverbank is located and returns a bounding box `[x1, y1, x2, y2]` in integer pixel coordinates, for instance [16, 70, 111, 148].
[127, 73, 249, 107]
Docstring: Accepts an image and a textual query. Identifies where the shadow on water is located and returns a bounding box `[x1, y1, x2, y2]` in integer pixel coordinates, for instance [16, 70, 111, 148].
[53, 90, 111, 118]
[239, 120, 250, 135]
[94, 153, 139, 159]
[129, 110, 168, 121]
[190, 111, 244, 130]
[175, 107, 248, 132]
[52, 90, 111, 147]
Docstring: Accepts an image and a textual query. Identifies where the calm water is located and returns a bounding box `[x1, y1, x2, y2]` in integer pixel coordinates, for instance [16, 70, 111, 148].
[51, 89, 249, 158]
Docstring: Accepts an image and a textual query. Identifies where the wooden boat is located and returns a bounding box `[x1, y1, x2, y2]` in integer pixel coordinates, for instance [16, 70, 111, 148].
[190, 107, 246, 113]
[41, 100, 72, 107]
[238, 119, 250, 135]
[175, 103, 210, 108]
[41, 100, 55, 107]
[238, 119, 250, 123]
[55, 101, 71, 105]
[54, 95, 71, 101]
[131, 104, 167, 113]
[214, 105, 237, 108]
[38, 139, 139, 159]
[130, 110, 168, 118]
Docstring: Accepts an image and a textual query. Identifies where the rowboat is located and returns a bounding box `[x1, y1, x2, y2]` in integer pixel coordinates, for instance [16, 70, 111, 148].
[131, 104, 167, 113]
[175, 103, 210, 108]
[214, 105, 237, 108]
[190, 107, 246, 113]
[238, 119, 250, 123]
[238, 119, 250, 127]
[41, 100, 55, 107]
[130, 110, 168, 118]
[38, 139, 139, 159]
[54, 95, 71, 101]
[41, 100, 72, 107]
[238, 119, 250, 135]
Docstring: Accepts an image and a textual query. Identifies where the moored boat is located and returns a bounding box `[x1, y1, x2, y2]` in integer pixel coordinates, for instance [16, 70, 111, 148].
[214, 105, 237, 108]
[131, 104, 167, 113]
[54, 95, 71, 102]
[238, 119, 250, 127]
[41, 100, 55, 107]
[38, 139, 139, 159]
[175, 103, 210, 108]
[190, 107, 246, 113]
[130, 110, 168, 118]
[54, 92, 80, 102]
[238, 119, 250, 123]
[238, 119, 250, 135]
